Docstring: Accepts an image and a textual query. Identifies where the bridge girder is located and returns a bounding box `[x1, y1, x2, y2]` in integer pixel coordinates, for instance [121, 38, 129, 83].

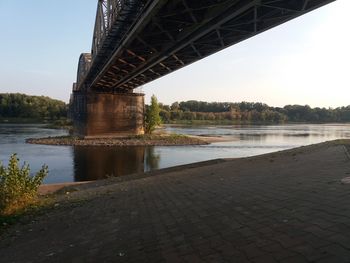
[76, 0, 335, 93]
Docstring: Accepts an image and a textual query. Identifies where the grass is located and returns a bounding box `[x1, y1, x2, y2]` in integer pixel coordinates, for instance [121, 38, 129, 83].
[0, 195, 89, 235]
[0, 198, 50, 232]
[132, 133, 186, 139]
[165, 120, 282, 125]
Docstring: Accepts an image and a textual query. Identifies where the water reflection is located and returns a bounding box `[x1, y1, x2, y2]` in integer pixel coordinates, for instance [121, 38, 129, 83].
[145, 147, 161, 171]
[73, 146, 161, 181]
[238, 133, 269, 141]
[1, 123, 350, 184]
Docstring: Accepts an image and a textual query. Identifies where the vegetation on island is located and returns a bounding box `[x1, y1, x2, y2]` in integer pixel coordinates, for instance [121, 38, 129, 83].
[0, 93, 67, 123]
[156, 100, 350, 124]
[0, 154, 48, 216]
[145, 95, 162, 134]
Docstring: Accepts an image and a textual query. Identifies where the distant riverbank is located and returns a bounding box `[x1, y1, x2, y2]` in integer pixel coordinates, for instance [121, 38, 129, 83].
[3, 123, 350, 184]
[3, 117, 349, 128]
[0, 118, 72, 130]
[164, 119, 350, 126]
[0, 117, 45, 124]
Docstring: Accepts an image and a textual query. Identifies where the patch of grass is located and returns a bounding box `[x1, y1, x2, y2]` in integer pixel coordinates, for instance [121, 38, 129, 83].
[166, 120, 282, 125]
[0, 193, 89, 234]
[0, 199, 48, 230]
[131, 133, 188, 141]
[164, 133, 187, 141]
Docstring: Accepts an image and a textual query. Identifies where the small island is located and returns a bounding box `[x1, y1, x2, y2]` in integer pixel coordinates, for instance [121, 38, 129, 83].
[26, 134, 209, 147]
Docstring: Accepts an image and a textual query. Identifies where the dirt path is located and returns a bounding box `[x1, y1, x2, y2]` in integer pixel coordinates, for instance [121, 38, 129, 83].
[1, 140, 350, 262]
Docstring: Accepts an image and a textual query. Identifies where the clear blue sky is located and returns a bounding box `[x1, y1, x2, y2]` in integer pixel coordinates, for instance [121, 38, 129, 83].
[0, 0, 348, 107]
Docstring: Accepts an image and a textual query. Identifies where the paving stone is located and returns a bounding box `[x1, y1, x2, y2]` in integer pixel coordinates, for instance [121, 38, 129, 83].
[318, 244, 350, 262]
[241, 243, 266, 259]
[272, 248, 301, 261]
[251, 254, 278, 263]
[1, 143, 350, 262]
[280, 255, 309, 263]
[182, 254, 202, 263]
[326, 233, 350, 249]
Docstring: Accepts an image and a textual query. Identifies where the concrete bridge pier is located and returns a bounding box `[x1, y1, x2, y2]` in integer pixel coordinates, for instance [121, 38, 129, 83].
[71, 91, 145, 138]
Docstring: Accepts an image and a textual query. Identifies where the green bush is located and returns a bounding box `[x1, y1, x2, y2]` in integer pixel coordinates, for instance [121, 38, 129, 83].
[0, 154, 48, 215]
[145, 95, 161, 134]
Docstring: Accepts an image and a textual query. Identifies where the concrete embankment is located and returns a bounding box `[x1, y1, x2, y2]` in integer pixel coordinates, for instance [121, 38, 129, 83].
[2, 140, 350, 262]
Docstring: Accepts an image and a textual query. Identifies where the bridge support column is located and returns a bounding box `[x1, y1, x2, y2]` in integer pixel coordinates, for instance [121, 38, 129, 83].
[71, 92, 144, 138]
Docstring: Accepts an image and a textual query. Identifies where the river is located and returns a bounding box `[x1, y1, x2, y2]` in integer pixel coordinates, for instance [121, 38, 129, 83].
[0, 123, 349, 184]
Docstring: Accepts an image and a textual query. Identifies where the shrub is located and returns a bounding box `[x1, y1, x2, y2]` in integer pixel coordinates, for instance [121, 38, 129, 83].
[0, 154, 48, 215]
[145, 95, 161, 134]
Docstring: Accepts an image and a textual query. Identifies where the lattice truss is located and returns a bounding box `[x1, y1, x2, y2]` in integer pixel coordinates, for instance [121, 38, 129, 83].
[76, 0, 334, 92]
[92, 0, 126, 59]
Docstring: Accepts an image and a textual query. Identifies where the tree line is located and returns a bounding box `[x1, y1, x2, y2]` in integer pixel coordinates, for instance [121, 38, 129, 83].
[157, 100, 350, 123]
[1, 93, 349, 124]
[0, 93, 67, 121]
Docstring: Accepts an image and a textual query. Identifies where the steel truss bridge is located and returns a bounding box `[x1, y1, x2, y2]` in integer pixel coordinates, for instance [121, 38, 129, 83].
[75, 0, 334, 93]
[71, 0, 334, 137]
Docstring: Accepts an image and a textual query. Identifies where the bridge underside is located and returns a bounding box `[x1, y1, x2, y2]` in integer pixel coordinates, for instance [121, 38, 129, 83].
[71, 0, 334, 137]
[87, 0, 334, 92]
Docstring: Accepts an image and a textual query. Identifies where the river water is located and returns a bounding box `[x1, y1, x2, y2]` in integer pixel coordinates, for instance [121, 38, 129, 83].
[0, 123, 349, 184]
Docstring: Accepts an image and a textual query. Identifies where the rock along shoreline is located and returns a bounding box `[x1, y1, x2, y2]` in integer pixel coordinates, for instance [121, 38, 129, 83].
[25, 134, 209, 147]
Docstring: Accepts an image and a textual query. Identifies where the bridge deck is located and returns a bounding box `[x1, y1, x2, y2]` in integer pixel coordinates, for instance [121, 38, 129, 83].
[77, 0, 334, 93]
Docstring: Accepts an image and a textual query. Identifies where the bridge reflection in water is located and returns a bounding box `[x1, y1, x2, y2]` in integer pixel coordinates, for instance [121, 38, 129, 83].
[73, 146, 160, 181]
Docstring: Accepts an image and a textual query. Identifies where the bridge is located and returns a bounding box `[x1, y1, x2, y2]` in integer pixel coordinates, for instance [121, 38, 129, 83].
[70, 0, 334, 137]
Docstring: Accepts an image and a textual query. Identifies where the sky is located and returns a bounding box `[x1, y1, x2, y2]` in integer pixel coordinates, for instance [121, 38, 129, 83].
[0, 0, 348, 108]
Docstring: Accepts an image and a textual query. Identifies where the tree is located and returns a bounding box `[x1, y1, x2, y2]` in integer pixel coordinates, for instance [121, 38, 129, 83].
[159, 110, 171, 123]
[0, 93, 67, 121]
[170, 101, 180, 111]
[141, 98, 350, 124]
[145, 95, 161, 134]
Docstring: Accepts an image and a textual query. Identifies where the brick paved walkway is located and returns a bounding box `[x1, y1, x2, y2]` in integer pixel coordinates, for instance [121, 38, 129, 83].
[1, 142, 350, 262]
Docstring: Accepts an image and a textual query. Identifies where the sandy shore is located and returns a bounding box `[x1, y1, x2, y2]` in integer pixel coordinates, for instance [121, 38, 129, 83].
[1, 139, 350, 262]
